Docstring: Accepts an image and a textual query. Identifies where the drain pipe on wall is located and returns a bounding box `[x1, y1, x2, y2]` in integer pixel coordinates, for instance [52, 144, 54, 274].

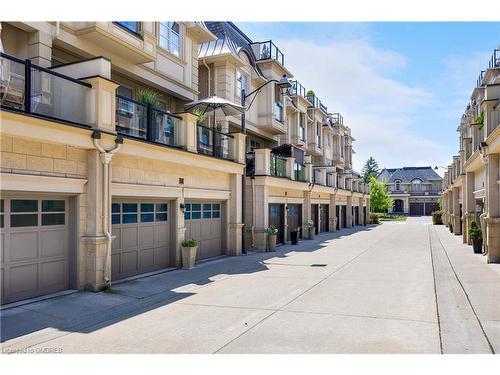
[92, 131, 123, 285]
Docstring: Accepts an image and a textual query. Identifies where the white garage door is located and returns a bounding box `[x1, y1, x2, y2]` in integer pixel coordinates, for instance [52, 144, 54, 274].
[184, 202, 222, 260]
[111, 201, 170, 280]
[1, 197, 69, 305]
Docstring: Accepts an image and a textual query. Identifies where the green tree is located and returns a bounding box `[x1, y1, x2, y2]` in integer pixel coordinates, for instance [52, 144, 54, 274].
[369, 176, 393, 213]
[362, 157, 380, 183]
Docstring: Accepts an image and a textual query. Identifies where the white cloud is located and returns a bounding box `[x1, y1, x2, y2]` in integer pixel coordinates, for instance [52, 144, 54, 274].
[275, 37, 443, 171]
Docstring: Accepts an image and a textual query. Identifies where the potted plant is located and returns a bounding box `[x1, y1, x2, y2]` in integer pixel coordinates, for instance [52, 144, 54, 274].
[266, 225, 278, 252]
[468, 222, 483, 254]
[303, 221, 315, 240]
[290, 226, 301, 245]
[136, 88, 161, 109]
[432, 211, 443, 225]
[181, 239, 198, 269]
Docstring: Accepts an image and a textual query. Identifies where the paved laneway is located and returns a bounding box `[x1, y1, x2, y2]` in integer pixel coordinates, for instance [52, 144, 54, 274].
[2, 217, 499, 354]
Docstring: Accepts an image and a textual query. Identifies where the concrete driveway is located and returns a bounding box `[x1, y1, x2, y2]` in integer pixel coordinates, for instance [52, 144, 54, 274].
[2, 217, 499, 354]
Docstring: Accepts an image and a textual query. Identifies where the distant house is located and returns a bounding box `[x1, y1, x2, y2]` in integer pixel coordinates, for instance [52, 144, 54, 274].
[377, 167, 442, 216]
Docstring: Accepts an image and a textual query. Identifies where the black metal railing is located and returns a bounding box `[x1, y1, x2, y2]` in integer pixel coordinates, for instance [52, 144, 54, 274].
[196, 124, 233, 160]
[1, 52, 91, 126]
[290, 80, 306, 98]
[116, 95, 181, 147]
[306, 93, 327, 113]
[250, 41, 284, 66]
[489, 49, 500, 69]
[477, 70, 485, 87]
[270, 154, 287, 177]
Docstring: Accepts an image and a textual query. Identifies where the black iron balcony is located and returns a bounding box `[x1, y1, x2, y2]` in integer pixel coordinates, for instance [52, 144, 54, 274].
[477, 70, 485, 88]
[246, 151, 255, 176]
[489, 49, 500, 69]
[116, 95, 181, 147]
[306, 93, 327, 114]
[0, 52, 91, 127]
[196, 124, 234, 160]
[290, 80, 306, 98]
[250, 41, 284, 66]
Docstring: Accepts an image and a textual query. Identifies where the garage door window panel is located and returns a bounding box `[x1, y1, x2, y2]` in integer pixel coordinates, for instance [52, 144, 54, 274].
[10, 200, 38, 227]
[122, 203, 138, 224]
[41, 200, 65, 226]
[156, 204, 168, 221]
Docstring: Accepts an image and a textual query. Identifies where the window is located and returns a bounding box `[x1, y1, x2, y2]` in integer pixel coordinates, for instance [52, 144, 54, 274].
[236, 71, 250, 97]
[159, 22, 180, 57]
[42, 200, 65, 226]
[395, 180, 401, 191]
[299, 114, 305, 141]
[10, 200, 38, 227]
[112, 203, 168, 224]
[316, 123, 321, 146]
[412, 179, 422, 192]
[115, 22, 139, 34]
[185, 202, 220, 220]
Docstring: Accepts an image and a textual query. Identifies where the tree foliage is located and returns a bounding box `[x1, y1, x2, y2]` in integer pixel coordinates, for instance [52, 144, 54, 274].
[362, 157, 380, 183]
[369, 176, 393, 213]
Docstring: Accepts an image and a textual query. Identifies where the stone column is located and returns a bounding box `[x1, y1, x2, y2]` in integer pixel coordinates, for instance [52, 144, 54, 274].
[358, 197, 363, 226]
[83, 77, 119, 133]
[464, 172, 475, 244]
[452, 186, 461, 235]
[228, 174, 243, 256]
[329, 194, 337, 232]
[286, 157, 296, 180]
[365, 198, 370, 224]
[229, 132, 246, 164]
[173, 196, 185, 267]
[254, 148, 271, 176]
[82, 149, 108, 291]
[179, 113, 198, 153]
[303, 190, 312, 239]
[346, 195, 353, 228]
[485, 154, 500, 263]
[28, 30, 52, 67]
[253, 182, 269, 252]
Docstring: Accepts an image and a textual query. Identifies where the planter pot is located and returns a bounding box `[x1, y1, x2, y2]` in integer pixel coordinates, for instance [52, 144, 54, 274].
[472, 239, 483, 254]
[290, 231, 299, 245]
[309, 227, 315, 240]
[267, 234, 277, 252]
[449, 224, 453, 233]
[181, 246, 198, 269]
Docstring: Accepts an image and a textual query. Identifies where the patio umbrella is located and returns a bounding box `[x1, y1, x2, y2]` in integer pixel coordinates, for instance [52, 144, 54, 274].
[184, 95, 245, 127]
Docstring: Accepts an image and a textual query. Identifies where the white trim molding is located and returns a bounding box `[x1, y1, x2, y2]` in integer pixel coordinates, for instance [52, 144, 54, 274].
[0, 173, 87, 194]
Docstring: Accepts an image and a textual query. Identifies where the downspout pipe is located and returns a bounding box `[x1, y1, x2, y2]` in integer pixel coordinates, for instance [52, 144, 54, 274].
[92, 130, 122, 286]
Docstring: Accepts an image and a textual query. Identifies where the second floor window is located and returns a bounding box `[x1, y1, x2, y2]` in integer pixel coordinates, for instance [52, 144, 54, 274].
[316, 123, 321, 146]
[236, 71, 249, 97]
[160, 22, 180, 57]
[299, 114, 305, 141]
[412, 179, 422, 192]
[395, 181, 401, 191]
[116, 22, 139, 34]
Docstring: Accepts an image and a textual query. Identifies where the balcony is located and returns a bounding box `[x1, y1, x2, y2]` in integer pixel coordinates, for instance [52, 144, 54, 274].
[306, 141, 322, 156]
[330, 112, 344, 125]
[306, 93, 327, 114]
[290, 80, 307, 98]
[250, 41, 284, 66]
[64, 22, 155, 64]
[270, 154, 287, 177]
[1, 52, 91, 126]
[477, 70, 485, 88]
[409, 190, 441, 196]
[295, 163, 306, 182]
[489, 49, 500, 69]
[196, 125, 234, 160]
[116, 95, 182, 148]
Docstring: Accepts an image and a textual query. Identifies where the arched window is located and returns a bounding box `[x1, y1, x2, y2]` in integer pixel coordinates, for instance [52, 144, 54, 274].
[159, 22, 180, 57]
[395, 180, 401, 191]
[412, 179, 422, 192]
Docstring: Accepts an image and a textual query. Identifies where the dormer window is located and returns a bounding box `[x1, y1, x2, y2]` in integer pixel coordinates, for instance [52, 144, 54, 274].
[395, 180, 401, 191]
[412, 179, 422, 192]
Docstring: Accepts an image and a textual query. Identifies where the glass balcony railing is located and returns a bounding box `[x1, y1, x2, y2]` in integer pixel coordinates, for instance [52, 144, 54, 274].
[295, 163, 306, 182]
[116, 95, 181, 148]
[270, 154, 287, 177]
[290, 80, 306, 98]
[250, 41, 285, 66]
[196, 124, 233, 160]
[306, 93, 327, 114]
[1, 52, 91, 126]
[330, 112, 343, 125]
[489, 49, 500, 69]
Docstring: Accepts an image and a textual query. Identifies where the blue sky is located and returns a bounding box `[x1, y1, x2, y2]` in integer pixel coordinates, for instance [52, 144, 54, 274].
[238, 22, 500, 173]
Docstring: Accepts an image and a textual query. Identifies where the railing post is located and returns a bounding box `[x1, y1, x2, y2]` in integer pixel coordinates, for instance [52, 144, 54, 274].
[147, 105, 153, 142]
[254, 148, 271, 176]
[24, 59, 32, 114]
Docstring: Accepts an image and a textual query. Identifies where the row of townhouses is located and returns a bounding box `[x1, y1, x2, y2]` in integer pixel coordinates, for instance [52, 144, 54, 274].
[0, 21, 370, 305]
[378, 166, 442, 216]
[441, 47, 500, 264]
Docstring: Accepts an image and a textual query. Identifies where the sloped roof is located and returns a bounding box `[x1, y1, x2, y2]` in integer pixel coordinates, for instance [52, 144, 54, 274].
[198, 36, 241, 59]
[377, 166, 442, 183]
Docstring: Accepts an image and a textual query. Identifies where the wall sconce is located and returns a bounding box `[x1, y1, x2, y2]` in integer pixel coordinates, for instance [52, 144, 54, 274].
[180, 203, 185, 213]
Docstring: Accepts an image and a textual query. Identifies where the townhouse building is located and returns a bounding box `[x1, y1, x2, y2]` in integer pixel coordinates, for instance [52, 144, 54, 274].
[378, 167, 442, 216]
[0, 21, 369, 305]
[442, 47, 500, 264]
[0, 21, 247, 305]
[197, 22, 369, 251]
